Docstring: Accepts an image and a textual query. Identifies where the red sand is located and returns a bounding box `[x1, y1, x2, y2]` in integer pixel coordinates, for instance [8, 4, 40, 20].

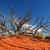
[0, 35, 50, 50]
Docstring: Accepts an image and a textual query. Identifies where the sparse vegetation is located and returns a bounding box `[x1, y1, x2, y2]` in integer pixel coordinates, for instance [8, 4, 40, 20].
[33, 32, 46, 39]
[0, 7, 50, 39]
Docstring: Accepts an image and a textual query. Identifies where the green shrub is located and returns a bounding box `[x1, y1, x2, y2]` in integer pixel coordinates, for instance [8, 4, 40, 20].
[33, 33, 46, 39]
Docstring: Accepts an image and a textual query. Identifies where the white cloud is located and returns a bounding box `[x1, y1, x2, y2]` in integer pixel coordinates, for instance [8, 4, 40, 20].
[20, 23, 42, 33]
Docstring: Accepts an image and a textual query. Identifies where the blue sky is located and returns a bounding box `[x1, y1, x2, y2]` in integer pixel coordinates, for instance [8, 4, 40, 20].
[0, 0, 50, 35]
[0, 0, 50, 19]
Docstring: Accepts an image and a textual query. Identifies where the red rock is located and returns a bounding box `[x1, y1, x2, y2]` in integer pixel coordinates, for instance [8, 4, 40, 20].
[0, 35, 50, 50]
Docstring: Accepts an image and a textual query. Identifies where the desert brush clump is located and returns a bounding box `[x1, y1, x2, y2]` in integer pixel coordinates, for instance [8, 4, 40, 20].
[14, 31, 19, 35]
[33, 33, 46, 39]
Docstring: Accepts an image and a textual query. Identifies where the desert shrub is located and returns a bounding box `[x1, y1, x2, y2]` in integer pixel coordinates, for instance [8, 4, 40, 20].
[33, 33, 46, 39]
[15, 31, 19, 35]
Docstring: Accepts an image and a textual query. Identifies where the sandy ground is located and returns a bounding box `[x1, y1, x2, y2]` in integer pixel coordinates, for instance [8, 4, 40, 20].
[0, 35, 50, 50]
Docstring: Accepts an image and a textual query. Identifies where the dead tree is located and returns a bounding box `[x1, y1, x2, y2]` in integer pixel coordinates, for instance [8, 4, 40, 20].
[0, 13, 12, 36]
[7, 7, 32, 34]
[24, 16, 50, 36]
[0, 7, 50, 37]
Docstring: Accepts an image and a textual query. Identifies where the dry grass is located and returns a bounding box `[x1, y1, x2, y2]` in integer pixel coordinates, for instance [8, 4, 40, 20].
[33, 33, 46, 39]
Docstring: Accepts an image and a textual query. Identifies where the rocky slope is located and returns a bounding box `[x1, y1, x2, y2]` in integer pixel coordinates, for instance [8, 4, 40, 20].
[0, 35, 50, 50]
